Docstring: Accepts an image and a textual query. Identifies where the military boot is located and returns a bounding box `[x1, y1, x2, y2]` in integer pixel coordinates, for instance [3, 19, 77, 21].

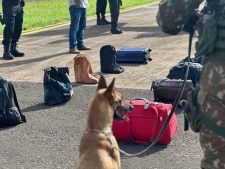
[97, 14, 106, 25]
[102, 15, 111, 24]
[3, 45, 14, 60]
[111, 27, 123, 34]
[10, 43, 25, 57]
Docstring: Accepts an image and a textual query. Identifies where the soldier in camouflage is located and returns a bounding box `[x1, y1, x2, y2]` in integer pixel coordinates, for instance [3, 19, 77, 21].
[156, 0, 225, 169]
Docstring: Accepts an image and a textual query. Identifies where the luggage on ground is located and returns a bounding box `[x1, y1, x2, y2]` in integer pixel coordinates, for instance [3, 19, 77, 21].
[151, 78, 194, 103]
[112, 98, 177, 145]
[100, 45, 124, 73]
[0, 76, 26, 126]
[44, 67, 73, 105]
[166, 57, 202, 87]
[180, 53, 203, 64]
[74, 54, 100, 84]
[116, 48, 152, 64]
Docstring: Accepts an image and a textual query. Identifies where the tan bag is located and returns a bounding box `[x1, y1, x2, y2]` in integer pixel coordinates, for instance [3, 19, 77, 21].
[74, 54, 100, 84]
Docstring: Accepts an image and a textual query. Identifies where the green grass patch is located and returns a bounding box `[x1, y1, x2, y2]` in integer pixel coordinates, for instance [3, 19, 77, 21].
[0, 0, 158, 35]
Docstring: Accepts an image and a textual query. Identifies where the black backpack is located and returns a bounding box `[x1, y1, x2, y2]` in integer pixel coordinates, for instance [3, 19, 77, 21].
[166, 61, 202, 87]
[100, 45, 124, 74]
[44, 67, 73, 105]
[0, 76, 26, 126]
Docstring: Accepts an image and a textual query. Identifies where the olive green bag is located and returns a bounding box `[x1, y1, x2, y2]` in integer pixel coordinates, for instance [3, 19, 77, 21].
[181, 84, 225, 137]
[195, 13, 217, 55]
[180, 84, 201, 132]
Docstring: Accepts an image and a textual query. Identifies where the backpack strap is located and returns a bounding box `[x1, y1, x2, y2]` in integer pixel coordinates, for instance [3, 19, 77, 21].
[9, 82, 26, 123]
[58, 68, 71, 84]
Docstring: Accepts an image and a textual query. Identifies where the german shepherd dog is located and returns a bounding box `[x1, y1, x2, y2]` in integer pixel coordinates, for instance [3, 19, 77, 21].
[77, 75, 133, 169]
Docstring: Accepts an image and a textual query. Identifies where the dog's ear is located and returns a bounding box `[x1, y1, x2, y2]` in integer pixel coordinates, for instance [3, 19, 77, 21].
[106, 77, 115, 93]
[97, 75, 107, 91]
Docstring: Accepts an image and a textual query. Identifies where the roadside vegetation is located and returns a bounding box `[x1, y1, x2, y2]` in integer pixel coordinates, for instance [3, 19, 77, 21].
[0, 0, 158, 35]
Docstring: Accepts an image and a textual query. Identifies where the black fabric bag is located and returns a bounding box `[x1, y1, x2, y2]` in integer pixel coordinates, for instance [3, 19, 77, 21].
[166, 61, 202, 87]
[44, 67, 73, 106]
[179, 53, 203, 64]
[100, 45, 124, 74]
[151, 78, 194, 102]
[0, 76, 26, 126]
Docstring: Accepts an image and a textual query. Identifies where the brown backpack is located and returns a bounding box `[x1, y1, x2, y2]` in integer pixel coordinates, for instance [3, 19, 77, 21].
[74, 54, 100, 84]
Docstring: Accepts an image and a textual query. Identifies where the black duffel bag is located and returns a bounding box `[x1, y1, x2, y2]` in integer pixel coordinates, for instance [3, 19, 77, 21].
[43, 67, 73, 105]
[151, 78, 194, 103]
[166, 61, 202, 87]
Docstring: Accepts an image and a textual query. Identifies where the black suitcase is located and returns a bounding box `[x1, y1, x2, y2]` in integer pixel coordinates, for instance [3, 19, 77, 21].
[150, 78, 194, 102]
[116, 48, 152, 64]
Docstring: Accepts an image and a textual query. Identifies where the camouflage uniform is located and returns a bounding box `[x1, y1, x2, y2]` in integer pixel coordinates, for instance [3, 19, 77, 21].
[156, 0, 225, 169]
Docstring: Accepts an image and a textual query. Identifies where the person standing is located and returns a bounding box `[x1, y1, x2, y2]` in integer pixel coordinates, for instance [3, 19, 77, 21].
[156, 0, 225, 168]
[2, 0, 25, 60]
[108, 0, 123, 34]
[96, 0, 111, 25]
[68, 0, 91, 54]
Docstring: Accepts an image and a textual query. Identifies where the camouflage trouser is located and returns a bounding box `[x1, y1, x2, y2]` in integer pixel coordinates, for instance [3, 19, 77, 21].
[197, 60, 225, 169]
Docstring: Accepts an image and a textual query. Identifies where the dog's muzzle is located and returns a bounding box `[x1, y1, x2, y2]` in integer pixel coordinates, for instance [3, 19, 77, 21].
[113, 103, 133, 121]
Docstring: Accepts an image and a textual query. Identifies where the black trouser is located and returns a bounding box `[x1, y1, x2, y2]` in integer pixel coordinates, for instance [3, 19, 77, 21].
[108, 0, 120, 28]
[2, 6, 23, 45]
[96, 0, 107, 15]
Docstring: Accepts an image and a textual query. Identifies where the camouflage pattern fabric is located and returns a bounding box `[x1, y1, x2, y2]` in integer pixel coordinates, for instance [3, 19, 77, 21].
[156, 0, 225, 168]
[156, 0, 203, 35]
[198, 60, 225, 169]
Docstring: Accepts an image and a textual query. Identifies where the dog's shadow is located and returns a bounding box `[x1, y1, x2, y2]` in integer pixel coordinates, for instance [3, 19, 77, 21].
[118, 141, 167, 158]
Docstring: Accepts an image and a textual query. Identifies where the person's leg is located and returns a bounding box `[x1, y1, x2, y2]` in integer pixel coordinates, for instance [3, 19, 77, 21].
[69, 6, 81, 53]
[108, 0, 122, 34]
[77, 8, 90, 50]
[198, 61, 225, 169]
[101, 0, 110, 24]
[96, 0, 106, 25]
[2, 14, 15, 60]
[10, 8, 24, 57]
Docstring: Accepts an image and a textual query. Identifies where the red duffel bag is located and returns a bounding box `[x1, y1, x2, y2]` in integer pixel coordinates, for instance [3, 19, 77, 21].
[112, 98, 177, 145]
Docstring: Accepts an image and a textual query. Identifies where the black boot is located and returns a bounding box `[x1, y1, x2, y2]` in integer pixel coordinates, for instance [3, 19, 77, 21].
[10, 43, 25, 57]
[111, 27, 123, 34]
[3, 45, 14, 60]
[102, 15, 111, 24]
[97, 14, 106, 25]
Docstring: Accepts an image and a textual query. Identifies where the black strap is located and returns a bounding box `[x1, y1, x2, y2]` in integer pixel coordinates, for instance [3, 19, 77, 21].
[10, 82, 26, 122]
[58, 69, 70, 84]
[201, 114, 225, 137]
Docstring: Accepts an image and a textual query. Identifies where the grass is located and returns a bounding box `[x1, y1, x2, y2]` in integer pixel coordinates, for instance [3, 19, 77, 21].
[0, 0, 158, 35]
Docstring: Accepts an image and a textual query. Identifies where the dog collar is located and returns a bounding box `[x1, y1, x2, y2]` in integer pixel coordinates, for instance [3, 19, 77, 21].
[92, 129, 113, 138]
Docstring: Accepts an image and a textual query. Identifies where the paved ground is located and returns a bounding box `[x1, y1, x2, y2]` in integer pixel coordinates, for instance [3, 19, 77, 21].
[0, 4, 203, 169]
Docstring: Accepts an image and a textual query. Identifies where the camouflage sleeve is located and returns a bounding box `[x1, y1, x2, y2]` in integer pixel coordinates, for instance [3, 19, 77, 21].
[156, 0, 204, 35]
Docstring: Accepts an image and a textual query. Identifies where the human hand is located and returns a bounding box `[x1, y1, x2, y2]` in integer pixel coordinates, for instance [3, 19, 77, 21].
[21, 0, 25, 7]
[183, 11, 202, 33]
[119, 0, 122, 6]
[193, 12, 203, 30]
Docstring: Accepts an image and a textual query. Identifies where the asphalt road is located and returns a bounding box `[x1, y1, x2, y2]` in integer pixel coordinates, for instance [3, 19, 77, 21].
[0, 4, 203, 169]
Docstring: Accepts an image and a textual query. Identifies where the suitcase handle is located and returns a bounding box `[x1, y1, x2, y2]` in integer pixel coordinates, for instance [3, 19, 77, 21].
[129, 97, 149, 110]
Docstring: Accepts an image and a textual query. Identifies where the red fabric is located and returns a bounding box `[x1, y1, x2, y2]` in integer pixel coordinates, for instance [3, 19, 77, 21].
[112, 100, 177, 145]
